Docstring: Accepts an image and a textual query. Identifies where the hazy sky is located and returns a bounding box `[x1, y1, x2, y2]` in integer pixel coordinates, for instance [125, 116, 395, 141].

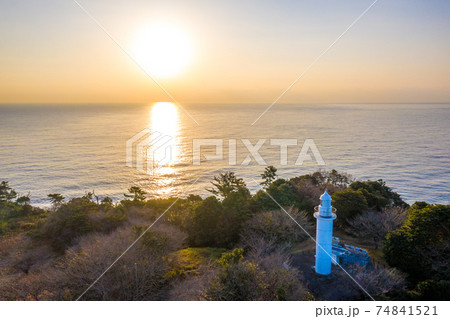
[1, 0, 449, 103]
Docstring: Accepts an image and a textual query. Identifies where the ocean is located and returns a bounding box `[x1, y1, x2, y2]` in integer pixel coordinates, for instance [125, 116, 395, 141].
[0, 103, 449, 206]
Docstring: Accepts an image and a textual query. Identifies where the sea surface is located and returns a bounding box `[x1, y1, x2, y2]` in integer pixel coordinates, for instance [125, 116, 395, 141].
[0, 103, 449, 206]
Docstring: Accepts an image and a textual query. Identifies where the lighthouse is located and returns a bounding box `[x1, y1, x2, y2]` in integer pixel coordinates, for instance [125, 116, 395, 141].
[314, 190, 337, 275]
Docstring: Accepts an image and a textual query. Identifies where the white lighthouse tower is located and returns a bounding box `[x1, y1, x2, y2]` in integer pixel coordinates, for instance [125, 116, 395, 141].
[314, 190, 337, 275]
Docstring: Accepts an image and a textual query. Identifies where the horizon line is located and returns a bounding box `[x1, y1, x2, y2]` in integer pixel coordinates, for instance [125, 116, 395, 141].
[0, 101, 449, 106]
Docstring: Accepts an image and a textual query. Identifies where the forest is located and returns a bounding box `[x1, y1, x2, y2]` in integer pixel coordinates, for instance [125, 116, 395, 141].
[0, 168, 448, 300]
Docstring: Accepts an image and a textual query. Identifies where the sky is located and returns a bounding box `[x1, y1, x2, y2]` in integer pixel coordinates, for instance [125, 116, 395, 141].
[0, 0, 449, 103]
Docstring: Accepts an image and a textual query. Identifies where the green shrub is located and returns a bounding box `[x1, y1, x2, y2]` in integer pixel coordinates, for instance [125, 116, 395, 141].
[409, 280, 450, 301]
[253, 179, 299, 211]
[383, 203, 450, 281]
[187, 195, 248, 248]
[188, 196, 224, 247]
[171, 247, 226, 275]
[217, 248, 244, 266]
[39, 198, 96, 252]
[349, 180, 406, 210]
[332, 189, 368, 226]
[37, 197, 126, 253]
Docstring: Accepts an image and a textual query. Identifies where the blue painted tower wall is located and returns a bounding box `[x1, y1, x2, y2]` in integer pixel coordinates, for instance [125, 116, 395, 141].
[314, 190, 337, 275]
[315, 217, 334, 274]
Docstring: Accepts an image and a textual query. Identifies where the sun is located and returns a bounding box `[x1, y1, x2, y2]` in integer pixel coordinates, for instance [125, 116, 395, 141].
[132, 23, 193, 78]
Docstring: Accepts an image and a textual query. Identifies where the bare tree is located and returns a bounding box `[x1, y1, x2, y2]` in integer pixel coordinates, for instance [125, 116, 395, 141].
[240, 208, 314, 248]
[62, 222, 186, 300]
[0, 270, 67, 301]
[348, 207, 407, 248]
[343, 263, 406, 297]
[205, 242, 308, 301]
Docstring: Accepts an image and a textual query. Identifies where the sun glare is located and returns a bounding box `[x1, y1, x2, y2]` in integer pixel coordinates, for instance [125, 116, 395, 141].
[133, 24, 193, 78]
[151, 102, 178, 135]
[149, 102, 179, 168]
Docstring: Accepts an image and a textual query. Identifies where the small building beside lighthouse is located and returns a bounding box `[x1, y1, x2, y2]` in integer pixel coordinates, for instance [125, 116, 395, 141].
[314, 190, 337, 275]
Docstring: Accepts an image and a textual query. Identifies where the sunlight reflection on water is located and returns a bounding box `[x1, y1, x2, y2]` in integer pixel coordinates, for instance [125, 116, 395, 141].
[147, 102, 181, 196]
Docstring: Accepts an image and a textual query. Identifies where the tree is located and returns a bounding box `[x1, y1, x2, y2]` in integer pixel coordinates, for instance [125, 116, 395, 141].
[101, 196, 113, 206]
[332, 189, 368, 226]
[187, 193, 249, 248]
[222, 186, 252, 213]
[39, 197, 96, 252]
[0, 181, 17, 203]
[289, 169, 353, 213]
[383, 203, 450, 281]
[187, 194, 202, 202]
[291, 169, 352, 190]
[241, 208, 313, 248]
[207, 172, 248, 199]
[63, 223, 184, 300]
[47, 193, 64, 209]
[206, 248, 306, 300]
[326, 169, 353, 188]
[260, 166, 277, 188]
[187, 196, 225, 247]
[310, 169, 352, 189]
[293, 178, 322, 212]
[349, 180, 406, 210]
[253, 179, 299, 211]
[338, 263, 405, 298]
[16, 195, 31, 206]
[124, 186, 147, 202]
[348, 207, 407, 248]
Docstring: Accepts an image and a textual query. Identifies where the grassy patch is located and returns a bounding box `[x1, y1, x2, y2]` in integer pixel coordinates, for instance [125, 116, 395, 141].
[366, 248, 387, 266]
[169, 247, 226, 276]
